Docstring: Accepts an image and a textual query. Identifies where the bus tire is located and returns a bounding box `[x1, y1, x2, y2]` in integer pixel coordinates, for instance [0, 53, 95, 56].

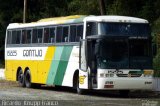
[76, 76, 84, 95]
[17, 69, 25, 87]
[24, 69, 32, 88]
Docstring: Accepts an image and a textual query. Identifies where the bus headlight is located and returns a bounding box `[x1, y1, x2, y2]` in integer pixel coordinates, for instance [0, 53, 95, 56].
[144, 70, 154, 77]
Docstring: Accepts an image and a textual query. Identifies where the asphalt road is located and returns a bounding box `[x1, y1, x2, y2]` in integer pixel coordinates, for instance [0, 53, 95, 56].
[0, 80, 160, 106]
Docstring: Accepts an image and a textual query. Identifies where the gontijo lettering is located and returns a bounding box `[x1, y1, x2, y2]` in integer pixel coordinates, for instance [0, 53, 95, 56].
[23, 49, 42, 57]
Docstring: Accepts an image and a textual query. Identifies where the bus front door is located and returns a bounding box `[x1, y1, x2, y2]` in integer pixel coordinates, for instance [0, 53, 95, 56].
[79, 39, 89, 89]
[79, 39, 98, 89]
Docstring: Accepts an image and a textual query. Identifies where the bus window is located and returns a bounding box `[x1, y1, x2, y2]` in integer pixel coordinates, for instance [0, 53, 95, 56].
[12, 30, 20, 44]
[37, 29, 43, 43]
[62, 26, 69, 42]
[32, 29, 38, 43]
[76, 25, 83, 42]
[49, 27, 56, 43]
[44, 28, 50, 43]
[69, 25, 76, 42]
[7, 31, 12, 44]
[56, 26, 62, 43]
[22, 30, 26, 44]
[27, 30, 32, 44]
[17, 30, 21, 44]
[86, 22, 97, 36]
[22, 30, 31, 44]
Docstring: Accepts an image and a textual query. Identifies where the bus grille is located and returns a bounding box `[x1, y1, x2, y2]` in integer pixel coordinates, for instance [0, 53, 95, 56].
[116, 74, 142, 77]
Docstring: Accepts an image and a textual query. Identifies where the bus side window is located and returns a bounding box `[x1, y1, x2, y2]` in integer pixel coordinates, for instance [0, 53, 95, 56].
[49, 27, 56, 43]
[44, 28, 50, 43]
[12, 30, 20, 44]
[7, 30, 12, 44]
[62, 26, 69, 42]
[76, 25, 83, 42]
[69, 25, 76, 42]
[86, 22, 97, 36]
[27, 30, 32, 44]
[56, 26, 62, 43]
[37, 29, 43, 43]
[32, 29, 38, 43]
[22, 30, 27, 44]
[16, 30, 21, 44]
[22, 30, 31, 44]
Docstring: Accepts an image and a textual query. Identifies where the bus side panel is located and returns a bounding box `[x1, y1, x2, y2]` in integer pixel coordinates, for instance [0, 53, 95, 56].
[9, 60, 38, 82]
[5, 60, 13, 80]
[46, 46, 73, 86]
[27, 60, 38, 83]
[37, 46, 56, 84]
[62, 46, 79, 87]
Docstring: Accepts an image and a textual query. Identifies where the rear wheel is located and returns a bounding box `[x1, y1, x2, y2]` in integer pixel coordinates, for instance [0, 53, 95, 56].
[17, 70, 25, 87]
[24, 69, 32, 88]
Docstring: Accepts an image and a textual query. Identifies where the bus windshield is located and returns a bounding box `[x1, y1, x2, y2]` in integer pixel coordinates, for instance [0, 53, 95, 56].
[97, 39, 152, 69]
[98, 39, 129, 69]
[99, 22, 150, 37]
[129, 39, 152, 69]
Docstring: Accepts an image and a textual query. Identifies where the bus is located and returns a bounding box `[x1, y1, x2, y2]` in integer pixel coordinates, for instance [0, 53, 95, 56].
[5, 15, 153, 95]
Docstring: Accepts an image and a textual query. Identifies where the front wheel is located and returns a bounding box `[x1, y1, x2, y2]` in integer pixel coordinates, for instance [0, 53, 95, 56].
[76, 77, 84, 94]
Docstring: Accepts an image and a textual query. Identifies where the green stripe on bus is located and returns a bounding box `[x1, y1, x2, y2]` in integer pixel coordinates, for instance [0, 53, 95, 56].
[46, 46, 64, 85]
[54, 46, 73, 85]
[46, 46, 73, 85]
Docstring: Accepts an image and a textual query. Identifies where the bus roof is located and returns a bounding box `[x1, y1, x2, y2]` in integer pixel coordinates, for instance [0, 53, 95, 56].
[7, 15, 148, 29]
[84, 15, 148, 23]
[7, 15, 86, 29]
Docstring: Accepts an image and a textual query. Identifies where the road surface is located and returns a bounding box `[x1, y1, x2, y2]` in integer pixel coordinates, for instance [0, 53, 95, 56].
[0, 80, 160, 106]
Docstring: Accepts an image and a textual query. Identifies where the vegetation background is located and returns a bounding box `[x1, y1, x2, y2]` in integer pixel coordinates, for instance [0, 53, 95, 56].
[0, 0, 160, 76]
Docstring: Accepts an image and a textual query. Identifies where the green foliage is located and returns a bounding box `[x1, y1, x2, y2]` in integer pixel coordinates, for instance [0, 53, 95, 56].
[152, 17, 160, 76]
[153, 48, 160, 77]
[68, 0, 100, 15]
[107, 0, 126, 15]
[153, 17, 160, 34]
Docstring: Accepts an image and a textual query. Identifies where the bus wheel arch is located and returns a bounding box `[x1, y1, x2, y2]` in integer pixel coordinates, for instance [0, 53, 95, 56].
[73, 69, 84, 94]
[16, 67, 25, 87]
[73, 70, 79, 88]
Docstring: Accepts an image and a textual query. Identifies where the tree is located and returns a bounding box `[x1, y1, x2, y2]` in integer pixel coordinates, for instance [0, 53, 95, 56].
[98, 0, 106, 15]
[68, 0, 100, 15]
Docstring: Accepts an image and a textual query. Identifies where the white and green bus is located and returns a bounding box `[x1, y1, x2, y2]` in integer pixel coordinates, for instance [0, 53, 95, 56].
[5, 15, 153, 95]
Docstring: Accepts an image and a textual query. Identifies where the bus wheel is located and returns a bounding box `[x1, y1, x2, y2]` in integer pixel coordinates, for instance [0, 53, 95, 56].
[17, 70, 25, 87]
[76, 77, 84, 94]
[25, 69, 32, 88]
[119, 90, 129, 97]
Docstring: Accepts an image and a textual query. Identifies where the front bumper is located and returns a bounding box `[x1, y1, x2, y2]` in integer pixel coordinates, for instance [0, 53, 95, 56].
[97, 77, 153, 90]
